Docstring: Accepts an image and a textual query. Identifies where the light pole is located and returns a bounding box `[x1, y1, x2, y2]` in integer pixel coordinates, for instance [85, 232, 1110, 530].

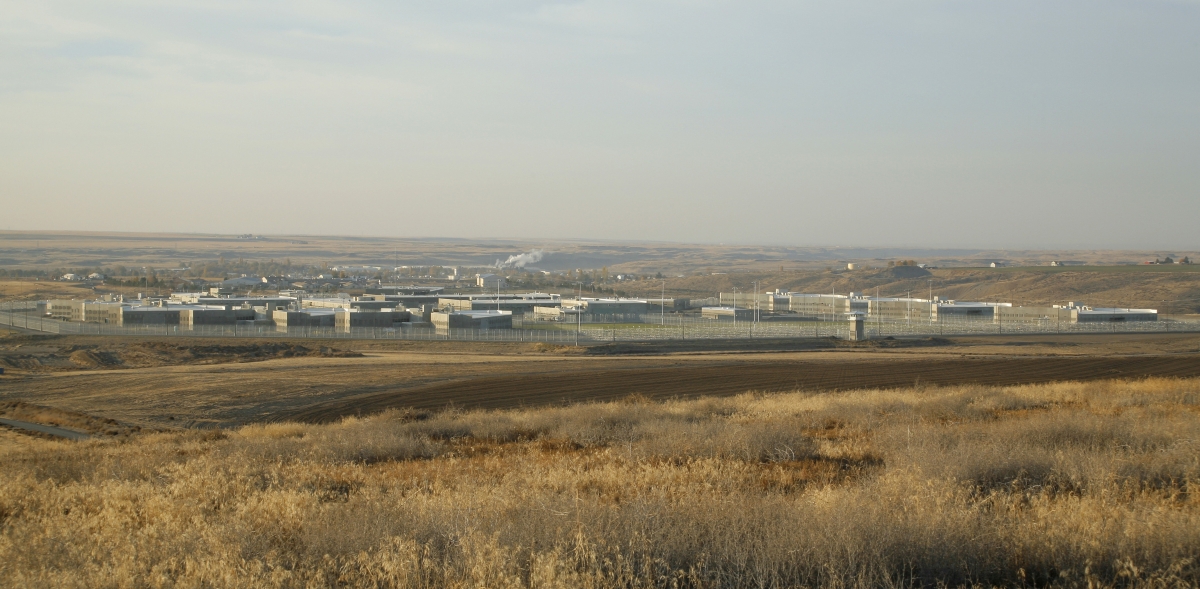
[575, 281, 583, 346]
[732, 287, 738, 326]
[661, 278, 665, 326]
[751, 280, 758, 338]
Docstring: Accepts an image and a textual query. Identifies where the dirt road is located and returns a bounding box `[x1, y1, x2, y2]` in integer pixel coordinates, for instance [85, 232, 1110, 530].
[282, 355, 1200, 423]
[0, 417, 90, 440]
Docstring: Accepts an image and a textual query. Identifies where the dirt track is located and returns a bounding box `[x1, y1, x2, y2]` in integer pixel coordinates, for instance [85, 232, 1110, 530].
[283, 355, 1200, 423]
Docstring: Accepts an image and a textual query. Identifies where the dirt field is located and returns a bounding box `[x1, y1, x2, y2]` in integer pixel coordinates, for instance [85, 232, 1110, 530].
[0, 338, 361, 371]
[283, 355, 1200, 423]
[2, 332, 1199, 430]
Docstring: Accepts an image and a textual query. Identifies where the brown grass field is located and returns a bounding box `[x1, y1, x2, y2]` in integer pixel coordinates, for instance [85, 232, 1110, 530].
[2, 377, 1199, 587]
[4, 330, 1200, 587]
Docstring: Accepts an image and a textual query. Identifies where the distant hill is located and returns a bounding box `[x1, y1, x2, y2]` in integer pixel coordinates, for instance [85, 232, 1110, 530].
[621, 266, 1200, 314]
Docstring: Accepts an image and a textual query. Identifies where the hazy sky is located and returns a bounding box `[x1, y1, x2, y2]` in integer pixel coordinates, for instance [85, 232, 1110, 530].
[2, 1, 1198, 249]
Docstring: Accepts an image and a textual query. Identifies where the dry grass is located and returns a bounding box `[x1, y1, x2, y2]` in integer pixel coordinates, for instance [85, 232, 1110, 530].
[2, 379, 1199, 588]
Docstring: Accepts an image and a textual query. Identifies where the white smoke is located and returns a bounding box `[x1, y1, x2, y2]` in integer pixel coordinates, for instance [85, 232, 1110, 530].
[495, 249, 546, 268]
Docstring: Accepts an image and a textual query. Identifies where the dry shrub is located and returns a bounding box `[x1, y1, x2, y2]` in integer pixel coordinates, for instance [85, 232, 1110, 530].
[2, 377, 1200, 587]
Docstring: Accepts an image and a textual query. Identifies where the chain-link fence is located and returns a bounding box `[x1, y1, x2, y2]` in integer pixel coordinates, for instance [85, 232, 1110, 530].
[4, 301, 1199, 343]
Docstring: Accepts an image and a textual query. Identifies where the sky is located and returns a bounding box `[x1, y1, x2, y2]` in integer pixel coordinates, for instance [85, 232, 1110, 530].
[2, 1, 1198, 249]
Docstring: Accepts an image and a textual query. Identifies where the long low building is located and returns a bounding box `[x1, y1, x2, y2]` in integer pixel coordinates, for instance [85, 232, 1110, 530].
[273, 308, 337, 331]
[179, 307, 257, 327]
[439, 297, 561, 315]
[701, 306, 754, 321]
[787, 294, 853, 317]
[934, 300, 1011, 320]
[304, 297, 393, 310]
[995, 304, 1157, 323]
[335, 308, 411, 332]
[560, 298, 650, 315]
[170, 294, 296, 309]
[431, 310, 512, 330]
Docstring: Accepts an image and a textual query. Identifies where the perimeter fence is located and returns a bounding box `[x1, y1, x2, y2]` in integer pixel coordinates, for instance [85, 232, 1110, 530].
[3, 302, 1199, 343]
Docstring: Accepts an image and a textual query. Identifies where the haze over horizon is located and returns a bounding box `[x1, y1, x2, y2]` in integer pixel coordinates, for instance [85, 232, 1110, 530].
[3, 1, 1198, 250]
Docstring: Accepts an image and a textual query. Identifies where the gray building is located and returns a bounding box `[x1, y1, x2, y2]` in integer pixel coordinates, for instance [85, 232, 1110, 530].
[335, 308, 411, 332]
[560, 298, 650, 315]
[273, 308, 337, 331]
[994, 303, 1157, 324]
[934, 300, 1011, 320]
[431, 310, 513, 330]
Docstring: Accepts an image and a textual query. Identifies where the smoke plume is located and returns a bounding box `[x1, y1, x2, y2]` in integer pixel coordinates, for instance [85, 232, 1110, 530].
[495, 249, 545, 268]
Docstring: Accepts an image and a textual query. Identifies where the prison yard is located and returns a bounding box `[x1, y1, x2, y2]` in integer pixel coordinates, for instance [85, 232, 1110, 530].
[0, 269, 1191, 345]
[4, 235, 1200, 587]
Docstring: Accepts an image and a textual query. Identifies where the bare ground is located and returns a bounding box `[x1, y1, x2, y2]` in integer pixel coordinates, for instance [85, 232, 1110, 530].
[2, 332, 1199, 430]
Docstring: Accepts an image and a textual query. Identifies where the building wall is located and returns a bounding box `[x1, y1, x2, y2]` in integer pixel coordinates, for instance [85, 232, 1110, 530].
[1077, 309, 1158, 322]
[719, 293, 772, 308]
[431, 312, 513, 330]
[83, 302, 126, 324]
[934, 303, 1006, 320]
[701, 307, 754, 321]
[788, 295, 850, 318]
[273, 310, 337, 331]
[47, 300, 83, 321]
[334, 309, 411, 332]
[120, 309, 181, 325]
[180, 308, 255, 328]
[994, 306, 1078, 324]
[868, 299, 935, 322]
[563, 300, 649, 315]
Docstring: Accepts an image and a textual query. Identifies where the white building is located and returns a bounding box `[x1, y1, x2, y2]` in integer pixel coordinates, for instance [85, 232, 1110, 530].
[476, 274, 508, 289]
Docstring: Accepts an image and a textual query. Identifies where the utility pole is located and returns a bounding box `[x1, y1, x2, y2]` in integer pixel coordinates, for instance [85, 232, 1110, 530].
[575, 281, 583, 346]
[733, 287, 738, 327]
[661, 278, 665, 326]
[751, 280, 758, 338]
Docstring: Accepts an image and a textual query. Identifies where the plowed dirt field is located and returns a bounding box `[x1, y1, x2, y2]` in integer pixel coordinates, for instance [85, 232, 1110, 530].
[283, 355, 1200, 423]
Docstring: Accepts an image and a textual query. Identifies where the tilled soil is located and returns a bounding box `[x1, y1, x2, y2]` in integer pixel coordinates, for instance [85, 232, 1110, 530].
[0, 341, 361, 371]
[283, 355, 1200, 423]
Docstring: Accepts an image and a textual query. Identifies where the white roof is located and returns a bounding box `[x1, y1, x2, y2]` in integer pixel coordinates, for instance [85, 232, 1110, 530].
[936, 301, 1012, 308]
[449, 310, 512, 317]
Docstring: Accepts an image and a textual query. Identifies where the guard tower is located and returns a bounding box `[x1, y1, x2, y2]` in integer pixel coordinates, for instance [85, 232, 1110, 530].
[845, 312, 866, 341]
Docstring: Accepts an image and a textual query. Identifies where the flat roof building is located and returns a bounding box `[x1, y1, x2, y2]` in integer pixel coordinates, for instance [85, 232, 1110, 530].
[431, 310, 513, 331]
[701, 306, 754, 321]
[365, 286, 444, 296]
[335, 308, 411, 332]
[273, 308, 337, 331]
[476, 274, 507, 289]
[994, 303, 1157, 324]
[439, 298, 560, 315]
[561, 298, 650, 315]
